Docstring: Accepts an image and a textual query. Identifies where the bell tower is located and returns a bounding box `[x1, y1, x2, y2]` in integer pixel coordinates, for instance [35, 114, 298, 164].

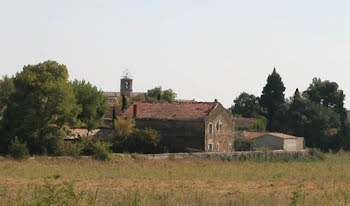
[120, 70, 133, 97]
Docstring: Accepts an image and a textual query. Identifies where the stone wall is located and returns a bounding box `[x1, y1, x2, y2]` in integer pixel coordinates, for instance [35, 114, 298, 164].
[135, 119, 205, 153]
[140, 150, 310, 160]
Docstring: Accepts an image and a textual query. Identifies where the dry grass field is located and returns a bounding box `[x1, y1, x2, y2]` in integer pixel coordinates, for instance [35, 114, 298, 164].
[0, 152, 350, 205]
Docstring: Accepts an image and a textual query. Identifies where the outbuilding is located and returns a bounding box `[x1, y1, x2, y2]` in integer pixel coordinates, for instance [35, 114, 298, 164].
[244, 132, 304, 151]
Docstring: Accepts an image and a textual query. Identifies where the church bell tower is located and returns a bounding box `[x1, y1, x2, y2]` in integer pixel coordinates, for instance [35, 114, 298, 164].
[120, 70, 133, 97]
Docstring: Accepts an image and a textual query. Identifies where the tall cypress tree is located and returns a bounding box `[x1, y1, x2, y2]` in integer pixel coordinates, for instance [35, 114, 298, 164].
[260, 68, 286, 131]
[112, 103, 116, 121]
[122, 94, 128, 111]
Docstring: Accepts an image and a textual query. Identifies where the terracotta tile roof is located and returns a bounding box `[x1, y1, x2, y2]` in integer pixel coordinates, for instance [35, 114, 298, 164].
[244, 132, 301, 139]
[122, 102, 219, 121]
[105, 105, 123, 120]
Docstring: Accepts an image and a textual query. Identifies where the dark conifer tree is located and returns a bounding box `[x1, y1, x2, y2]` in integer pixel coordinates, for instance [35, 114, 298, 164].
[112, 103, 116, 121]
[122, 94, 128, 111]
[260, 68, 286, 131]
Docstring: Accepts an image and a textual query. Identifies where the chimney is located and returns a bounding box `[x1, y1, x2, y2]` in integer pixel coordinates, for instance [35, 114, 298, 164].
[214, 99, 218, 103]
[133, 104, 137, 118]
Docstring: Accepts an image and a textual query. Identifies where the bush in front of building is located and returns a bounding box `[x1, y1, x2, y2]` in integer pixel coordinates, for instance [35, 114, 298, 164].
[8, 137, 30, 160]
[124, 128, 161, 154]
[234, 138, 259, 151]
[112, 117, 162, 154]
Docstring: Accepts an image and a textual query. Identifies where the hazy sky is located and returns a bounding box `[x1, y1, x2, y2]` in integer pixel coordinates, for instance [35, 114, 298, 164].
[1, 0, 350, 108]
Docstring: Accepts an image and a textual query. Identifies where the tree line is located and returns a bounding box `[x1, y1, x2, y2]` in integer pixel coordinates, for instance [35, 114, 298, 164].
[230, 68, 349, 151]
[0, 61, 175, 158]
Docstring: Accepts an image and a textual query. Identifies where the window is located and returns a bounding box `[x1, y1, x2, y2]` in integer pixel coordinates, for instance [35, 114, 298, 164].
[209, 123, 213, 134]
[216, 143, 219, 151]
[216, 121, 222, 132]
[228, 144, 232, 151]
[208, 144, 213, 152]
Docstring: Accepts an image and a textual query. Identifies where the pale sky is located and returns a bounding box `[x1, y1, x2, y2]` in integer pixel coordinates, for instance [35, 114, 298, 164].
[1, 0, 350, 108]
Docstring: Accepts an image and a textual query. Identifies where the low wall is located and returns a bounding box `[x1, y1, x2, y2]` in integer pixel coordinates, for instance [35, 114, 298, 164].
[140, 150, 310, 160]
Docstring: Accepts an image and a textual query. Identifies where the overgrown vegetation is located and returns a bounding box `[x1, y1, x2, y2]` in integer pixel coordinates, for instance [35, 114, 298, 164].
[8, 137, 29, 160]
[231, 68, 350, 151]
[0, 152, 350, 205]
[112, 117, 161, 153]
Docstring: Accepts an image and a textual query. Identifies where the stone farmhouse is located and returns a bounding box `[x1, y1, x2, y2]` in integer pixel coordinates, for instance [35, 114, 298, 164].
[243, 132, 304, 151]
[122, 101, 235, 153]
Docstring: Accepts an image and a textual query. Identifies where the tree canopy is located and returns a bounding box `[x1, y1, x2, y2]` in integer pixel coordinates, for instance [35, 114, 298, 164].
[304, 78, 347, 124]
[71, 79, 108, 134]
[0, 61, 81, 154]
[260, 68, 286, 131]
[0, 75, 15, 117]
[230, 92, 264, 118]
[145, 87, 177, 102]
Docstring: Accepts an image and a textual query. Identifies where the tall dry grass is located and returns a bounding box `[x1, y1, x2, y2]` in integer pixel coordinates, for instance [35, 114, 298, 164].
[0, 152, 350, 205]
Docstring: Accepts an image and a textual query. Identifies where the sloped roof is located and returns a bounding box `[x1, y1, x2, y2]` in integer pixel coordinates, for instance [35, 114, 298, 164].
[233, 118, 254, 129]
[122, 102, 219, 121]
[245, 132, 301, 139]
[104, 105, 123, 120]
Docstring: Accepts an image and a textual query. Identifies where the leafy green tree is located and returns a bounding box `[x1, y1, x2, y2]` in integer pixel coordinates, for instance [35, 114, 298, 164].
[0, 75, 15, 116]
[130, 93, 146, 103]
[230, 92, 265, 118]
[247, 118, 267, 132]
[1, 61, 80, 154]
[145, 86, 177, 102]
[260, 68, 286, 131]
[71, 80, 108, 135]
[304, 78, 347, 124]
[273, 88, 343, 150]
[146, 87, 162, 102]
[162, 89, 177, 102]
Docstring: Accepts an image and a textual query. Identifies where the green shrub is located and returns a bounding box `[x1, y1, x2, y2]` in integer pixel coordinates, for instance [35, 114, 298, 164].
[55, 141, 83, 158]
[234, 138, 259, 151]
[31, 181, 88, 205]
[8, 137, 29, 160]
[309, 148, 326, 161]
[124, 128, 161, 154]
[91, 141, 112, 160]
[79, 135, 94, 156]
[168, 153, 176, 161]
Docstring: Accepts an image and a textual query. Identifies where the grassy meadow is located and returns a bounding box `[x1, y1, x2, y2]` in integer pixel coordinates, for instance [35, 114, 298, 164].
[0, 152, 350, 205]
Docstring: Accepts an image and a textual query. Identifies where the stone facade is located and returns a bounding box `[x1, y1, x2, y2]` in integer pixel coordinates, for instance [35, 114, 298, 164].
[122, 101, 235, 153]
[204, 103, 235, 152]
[135, 119, 204, 152]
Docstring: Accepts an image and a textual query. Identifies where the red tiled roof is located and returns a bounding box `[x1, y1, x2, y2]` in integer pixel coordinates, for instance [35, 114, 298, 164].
[245, 132, 301, 139]
[105, 105, 122, 120]
[122, 102, 218, 120]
